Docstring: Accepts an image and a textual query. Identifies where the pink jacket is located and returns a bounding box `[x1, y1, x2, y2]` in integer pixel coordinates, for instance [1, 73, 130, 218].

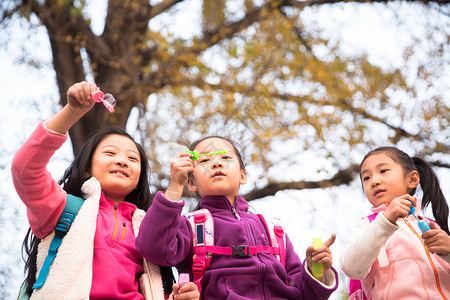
[11, 121, 145, 299]
[340, 204, 450, 299]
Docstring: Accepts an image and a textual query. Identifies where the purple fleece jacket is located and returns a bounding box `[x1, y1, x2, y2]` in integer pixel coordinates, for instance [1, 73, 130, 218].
[136, 192, 338, 299]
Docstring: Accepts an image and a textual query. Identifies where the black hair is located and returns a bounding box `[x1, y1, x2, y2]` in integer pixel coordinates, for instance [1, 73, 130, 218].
[188, 135, 246, 171]
[21, 126, 173, 295]
[360, 146, 449, 234]
[59, 126, 152, 210]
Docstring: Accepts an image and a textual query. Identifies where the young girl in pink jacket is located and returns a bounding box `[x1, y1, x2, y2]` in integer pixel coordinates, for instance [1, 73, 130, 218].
[12, 81, 199, 299]
[340, 146, 450, 299]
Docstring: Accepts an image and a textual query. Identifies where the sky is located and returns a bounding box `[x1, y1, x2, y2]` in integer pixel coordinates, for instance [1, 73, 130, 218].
[1, 1, 449, 299]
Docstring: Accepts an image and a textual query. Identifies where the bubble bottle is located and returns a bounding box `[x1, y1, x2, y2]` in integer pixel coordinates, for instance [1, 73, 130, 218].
[408, 202, 431, 233]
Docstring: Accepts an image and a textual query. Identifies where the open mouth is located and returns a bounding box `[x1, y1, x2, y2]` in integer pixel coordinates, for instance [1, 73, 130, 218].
[110, 170, 129, 177]
[212, 171, 225, 178]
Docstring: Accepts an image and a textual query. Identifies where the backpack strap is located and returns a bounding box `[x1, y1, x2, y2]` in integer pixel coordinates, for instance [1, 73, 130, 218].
[32, 194, 85, 289]
[184, 209, 288, 294]
[366, 212, 377, 223]
[348, 212, 379, 300]
[348, 279, 365, 300]
[257, 214, 286, 267]
[184, 209, 214, 296]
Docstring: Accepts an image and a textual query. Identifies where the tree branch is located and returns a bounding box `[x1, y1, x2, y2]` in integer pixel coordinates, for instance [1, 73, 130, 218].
[243, 163, 360, 200]
[149, 0, 184, 18]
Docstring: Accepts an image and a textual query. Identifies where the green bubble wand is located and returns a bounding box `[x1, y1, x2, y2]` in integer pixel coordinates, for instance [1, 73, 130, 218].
[185, 149, 228, 160]
[312, 238, 323, 278]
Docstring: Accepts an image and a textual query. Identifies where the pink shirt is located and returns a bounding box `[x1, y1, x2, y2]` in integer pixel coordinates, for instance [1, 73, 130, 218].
[11, 121, 144, 299]
[340, 204, 450, 299]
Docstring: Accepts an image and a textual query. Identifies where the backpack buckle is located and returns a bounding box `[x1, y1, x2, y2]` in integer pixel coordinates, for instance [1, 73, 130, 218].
[274, 225, 284, 237]
[194, 213, 206, 223]
[232, 245, 249, 257]
[192, 261, 205, 274]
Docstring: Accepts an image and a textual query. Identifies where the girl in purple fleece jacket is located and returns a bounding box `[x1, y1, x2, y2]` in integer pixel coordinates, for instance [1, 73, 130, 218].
[136, 136, 339, 299]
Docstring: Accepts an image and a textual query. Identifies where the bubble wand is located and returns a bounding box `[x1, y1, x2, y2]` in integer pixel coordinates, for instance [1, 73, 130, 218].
[185, 149, 228, 160]
[312, 238, 323, 278]
[91, 87, 116, 113]
[408, 201, 431, 233]
[178, 273, 189, 288]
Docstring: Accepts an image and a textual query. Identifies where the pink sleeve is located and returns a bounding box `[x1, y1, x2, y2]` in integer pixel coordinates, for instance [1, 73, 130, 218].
[11, 121, 68, 238]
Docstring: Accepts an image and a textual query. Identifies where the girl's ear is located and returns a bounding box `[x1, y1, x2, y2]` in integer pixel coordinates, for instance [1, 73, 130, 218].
[187, 175, 198, 193]
[239, 170, 247, 185]
[408, 170, 420, 189]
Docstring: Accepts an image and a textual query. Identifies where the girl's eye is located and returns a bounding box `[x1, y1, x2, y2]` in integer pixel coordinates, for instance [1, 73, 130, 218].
[105, 151, 115, 155]
[199, 158, 209, 163]
[380, 169, 388, 173]
[362, 176, 370, 182]
[222, 155, 231, 159]
[129, 156, 139, 162]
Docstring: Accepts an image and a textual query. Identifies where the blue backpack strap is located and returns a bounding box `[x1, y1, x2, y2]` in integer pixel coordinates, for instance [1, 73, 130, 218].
[32, 194, 85, 289]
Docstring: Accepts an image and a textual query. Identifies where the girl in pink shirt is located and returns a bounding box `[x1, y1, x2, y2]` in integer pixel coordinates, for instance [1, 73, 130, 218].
[12, 81, 199, 299]
[340, 146, 450, 299]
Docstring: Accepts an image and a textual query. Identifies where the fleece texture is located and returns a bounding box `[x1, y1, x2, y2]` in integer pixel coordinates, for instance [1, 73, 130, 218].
[32, 178, 165, 300]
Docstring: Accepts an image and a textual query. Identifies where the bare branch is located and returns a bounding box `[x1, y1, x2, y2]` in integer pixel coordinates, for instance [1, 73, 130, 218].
[149, 0, 184, 18]
[243, 163, 360, 200]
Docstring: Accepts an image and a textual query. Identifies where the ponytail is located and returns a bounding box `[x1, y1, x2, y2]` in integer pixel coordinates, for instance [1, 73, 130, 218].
[362, 147, 449, 235]
[413, 157, 449, 235]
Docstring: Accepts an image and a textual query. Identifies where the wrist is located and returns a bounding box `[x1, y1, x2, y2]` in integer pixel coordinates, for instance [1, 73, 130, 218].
[383, 210, 396, 224]
[164, 182, 185, 201]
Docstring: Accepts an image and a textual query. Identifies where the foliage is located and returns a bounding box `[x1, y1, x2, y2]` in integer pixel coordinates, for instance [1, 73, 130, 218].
[1, 0, 449, 199]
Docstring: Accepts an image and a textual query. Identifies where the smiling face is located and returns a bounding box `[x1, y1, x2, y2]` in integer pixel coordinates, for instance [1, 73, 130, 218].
[89, 134, 141, 203]
[187, 137, 247, 205]
[360, 152, 419, 207]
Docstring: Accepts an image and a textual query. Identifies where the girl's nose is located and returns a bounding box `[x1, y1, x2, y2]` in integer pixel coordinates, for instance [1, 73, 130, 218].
[212, 160, 223, 168]
[116, 157, 128, 167]
[371, 177, 381, 186]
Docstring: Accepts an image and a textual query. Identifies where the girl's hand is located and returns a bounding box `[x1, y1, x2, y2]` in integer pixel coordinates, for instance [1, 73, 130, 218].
[46, 81, 98, 134]
[171, 282, 200, 300]
[422, 222, 450, 256]
[306, 234, 336, 282]
[66, 81, 97, 113]
[164, 152, 194, 201]
[384, 195, 417, 224]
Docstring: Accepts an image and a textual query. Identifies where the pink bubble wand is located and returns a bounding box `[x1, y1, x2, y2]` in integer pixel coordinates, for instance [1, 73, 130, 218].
[91, 87, 116, 113]
[178, 273, 189, 288]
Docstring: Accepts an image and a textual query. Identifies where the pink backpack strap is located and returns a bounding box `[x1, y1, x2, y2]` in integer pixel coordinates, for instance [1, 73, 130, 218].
[184, 209, 214, 295]
[348, 213, 378, 300]
[366, 213, 377, 223]
[348, 279, 366, 300]
[257, 214, 286, 267]
[184, 210, 288, 294]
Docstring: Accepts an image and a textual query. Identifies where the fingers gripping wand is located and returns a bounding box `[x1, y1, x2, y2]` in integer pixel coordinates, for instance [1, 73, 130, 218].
[185, 149, 228, 160]
[408, 202, 431, 233]
[91, 87, 116, 113]
[312, 238, 323, 278]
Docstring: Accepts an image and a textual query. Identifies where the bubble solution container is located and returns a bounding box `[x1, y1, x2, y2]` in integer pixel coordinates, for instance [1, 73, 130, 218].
[409, 205, 431, 233]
